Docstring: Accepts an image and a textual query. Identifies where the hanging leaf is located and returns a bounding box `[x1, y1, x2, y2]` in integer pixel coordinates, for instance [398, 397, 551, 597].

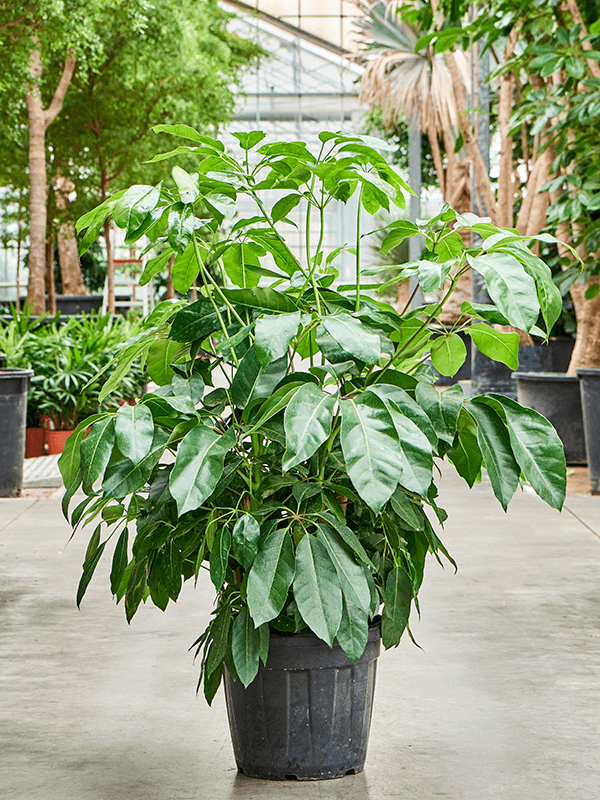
[255, 311, 301, 366]
[336, 598, 369, 664]
[80, 417, 116, 489]
[430, 333, 467, 377]
[282, 383, 336, 471]
[414, 382, 463, 444]
[467, 401, 520, 511]
[468, 253, 539, 332]
[247, 529, 295, 627]
[231, 514, 261, 569]
[381, 566, 412, 648]
[316, 525, 371, 611]
[167, 203, 195, 253]
[230, 346, 287, 409]
[115, 404, 154, 463]
[210, 527, 231, 590]
[171, 246, 199, 294]
[293, 533, 342, 646]
[446, 407, 482, 487]
[467, 324, 519, 370]
[232, 608, 261, 687]
[169, 427, 235, 515]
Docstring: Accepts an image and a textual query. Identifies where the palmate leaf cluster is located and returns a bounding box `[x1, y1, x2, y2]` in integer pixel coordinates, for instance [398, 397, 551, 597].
[60, 128, 567, 702]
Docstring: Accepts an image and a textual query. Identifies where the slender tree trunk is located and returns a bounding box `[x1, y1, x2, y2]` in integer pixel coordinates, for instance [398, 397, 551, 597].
[55, 173, 88, 295]
[498, 71, 514, 228]
[46, 231, 56, 315]
[101, 167, 115, 313]
[165, 256, 175, 299]
[568, 280, 600, 371]
[24, 45, 76, 315]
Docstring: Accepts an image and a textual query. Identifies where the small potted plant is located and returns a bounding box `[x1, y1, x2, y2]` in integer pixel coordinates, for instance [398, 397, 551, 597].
[60, 128, 567, 781]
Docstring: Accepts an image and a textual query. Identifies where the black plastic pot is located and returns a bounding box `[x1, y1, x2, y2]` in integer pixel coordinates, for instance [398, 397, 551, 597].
[577, 369, 600, 494]
[224, 626, 381, 781]
[54, 294, 104, 315]
[0, 368, 34, 497]
[515, 372, 586, 464]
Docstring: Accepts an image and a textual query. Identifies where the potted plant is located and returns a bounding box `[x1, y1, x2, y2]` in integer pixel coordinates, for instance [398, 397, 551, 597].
[60, 128, 567, 781]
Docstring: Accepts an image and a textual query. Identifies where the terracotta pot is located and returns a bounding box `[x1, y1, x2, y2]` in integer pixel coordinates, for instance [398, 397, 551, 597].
[25, 427, 45, 458]
[45, 429, 74, 455]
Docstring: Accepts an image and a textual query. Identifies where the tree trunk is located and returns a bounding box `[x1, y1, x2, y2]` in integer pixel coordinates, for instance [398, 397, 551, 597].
[568, 279, 600, 372]
[104, 218, 115, 314]
[46, 232, 56, 315]
[165, 256, 176, 299]
[24, 45, 76, 315]
[55, 173, 88, 295]
[498, 70, 514, 228]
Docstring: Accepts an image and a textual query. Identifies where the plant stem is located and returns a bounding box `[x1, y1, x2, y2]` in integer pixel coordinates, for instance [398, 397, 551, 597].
[355, 186, 363, 312]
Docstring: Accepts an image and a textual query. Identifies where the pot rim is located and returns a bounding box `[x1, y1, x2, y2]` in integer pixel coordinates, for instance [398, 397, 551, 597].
[576, 368, 600, 378]
[512, 371, 579, 382]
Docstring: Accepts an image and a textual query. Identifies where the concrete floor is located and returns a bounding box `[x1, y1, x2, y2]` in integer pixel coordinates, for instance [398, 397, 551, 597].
[1, 471, 599, 800]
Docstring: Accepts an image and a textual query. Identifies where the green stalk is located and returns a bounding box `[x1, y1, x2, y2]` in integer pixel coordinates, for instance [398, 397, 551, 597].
[192, 236, 245, 327]
[355, 186, 363, 312]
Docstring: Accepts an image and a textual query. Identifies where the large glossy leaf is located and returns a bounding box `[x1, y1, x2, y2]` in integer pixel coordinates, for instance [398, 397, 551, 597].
[500, 243, 563, 334]
[139, 248, 174, 287]
[115, 404, 154, 464]
[472, 395, 566, 510]
[317, 513, 375, 569]
[282, 383, 336, 471]
[336, 598, 369, 664]
[171, 245, 199, 294]
[209, 527, 231, 590]
[365, 387, 433, 496]
[431, 333, 467, 377]
[80, 417, 115, 489]
[231, 514, 261, 569]
[366, 383, 437, 449]
[340, 395, 402, 514]
[446, 407, 482, 487]
[255, 311, 301, 366]
[112, 185, 160, 235]
[321, 314, 382, 365]
[221, 287, 298, 313]
[468, 252, 539, 332]
[381, 566, 412, 648]
[414, 382, 463, 444]
[103, 430, 169, 501]
[167, 203, 195, 253]
[172, 166, 199, 204]
[230, 346, 287, 409]
[293, 533, 342, 646]
[169, 427, 235, 515]
[232, 609, 261, 688]
[467, 324, 519, 370]
[147, 339, 184, 385]
[247, 529, 295, 627]
[316, 525, 370, 611]
[58, 413, 108, 490]
[467, 401, 520, 510]
[246, 229, 302, 276]
[170, 297, 225, 343]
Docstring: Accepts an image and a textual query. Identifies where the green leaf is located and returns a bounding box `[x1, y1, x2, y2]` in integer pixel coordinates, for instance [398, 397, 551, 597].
[58, 413, 108, 490]
[210, 527, 231, 590]
[316, 525, 371, 612]
[146, 339, 183, 385]
[336, 598, 369, 664]
[414, 382, 463, 444]
[366, 383, 437, 449]
[282, 383, 336, 471]
[80, 417, 115, 488]
[115, 404, 154, 463]
[231, 131, 265, 150]
[221, 287, 298, 313]
[389, 490, 423, 530]
[340, 395, 403, 514]
[205, 605, 232, 679]
[293, 533, 342, 646]
[153, 124, 225, 150]
[245, 230, 302, 276]
[431, 333, 467, 377]
[468, 253, 539, 332]
[139, 249, 174, 286]
[472, 395, 566, 510]
[467, 401, 520, 511]
[381, 566, 412, 648]
[247, 529, 295, 627]
[171, 246, 199, 294]
[503, 244, 563, 334]
[172, 166, 199, 204]
[418, 260, 450, 292]
[446, 407, 482, 487]
[585, 283, 600, 300]
[231, 514, 261, 569]
[102, 430, 169, 501]
[221, 243, 268, 289]
[167, 203, 195, 253]
[380, 220, 419, 254]
[232, 608, 261, 688]
[77, 526, 107, 608]
[112, 185, 160, 235]
[110, 529, 129, 596]
[271, 193, 302, 222]
[169, 426, 235, 515]
[255, 311, 301, 366]
[321, 314, 382, 365]
[170, 297, 225, 343]
[467, 323, 519, 370]
[230, 346, 287, 409]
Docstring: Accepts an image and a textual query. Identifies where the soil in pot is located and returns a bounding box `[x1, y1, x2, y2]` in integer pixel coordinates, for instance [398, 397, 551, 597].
[0, 368, 34, 497]
[45, 429, 74, 455]
[224, 626, 381, 781]
[26, 428, 45, 458]
[515, 372, 586, 464]
[577, 369, 600, 494]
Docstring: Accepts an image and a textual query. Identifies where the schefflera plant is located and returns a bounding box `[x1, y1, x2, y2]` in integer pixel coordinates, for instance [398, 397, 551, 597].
[60, 128, 567, 703]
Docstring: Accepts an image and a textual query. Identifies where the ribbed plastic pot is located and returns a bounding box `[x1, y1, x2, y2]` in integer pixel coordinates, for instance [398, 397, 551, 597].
[224, 626, 381, 781]
[0, 369, 33, 497]
[577, 369, 600, 494]
[515, 372, 585, 464]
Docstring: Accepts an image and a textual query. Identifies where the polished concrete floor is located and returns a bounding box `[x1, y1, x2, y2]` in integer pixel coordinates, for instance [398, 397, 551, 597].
[1, 470, 599, 800]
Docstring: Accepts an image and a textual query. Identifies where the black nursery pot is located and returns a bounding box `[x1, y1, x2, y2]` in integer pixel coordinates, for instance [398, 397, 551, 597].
[515, 372, 586, 464]
[0, 368, 34, 497]
[224, 626, 381, 781]
[577, 369, 600, 495]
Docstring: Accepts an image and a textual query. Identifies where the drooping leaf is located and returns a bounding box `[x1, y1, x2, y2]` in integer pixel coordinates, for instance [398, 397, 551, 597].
[231, 514, 261, 569]
[471, 395, 566, 510]
[169, 426, 235, 515]
[282, 383, 336, 471]
[247, 529, 295, 627]
[255, 311, 301, 366]
[467, 401, 520, 511]
[468, 253, 539, 332]
[167, 203, 195, 253]
[58, 413, 108, 492]
[110, 529, 129, 596]
[210, 527, 231, 590]
[446, 407, 482, 487]
[336, 598, 369, 664]
[103, 430, 169, 501]
[317, 512, 375, 569]
[389, 489, 424, 531]
[293, 533, 342, 646]
[381, 566, 412, 648]
[147, 339, 184, 385]
[80, 417, 116, 489]
[340, 395, 402, 513]
[414, 382, 463, 444]
[139, 248, 174, 286]
[171, 245, 199, 294]
[231, 608, 261, 687]
[316, 525, 371, 612]
[115, 404, 154, 463]
[77, 526, 108, 608]
[468, 324, 519, 370]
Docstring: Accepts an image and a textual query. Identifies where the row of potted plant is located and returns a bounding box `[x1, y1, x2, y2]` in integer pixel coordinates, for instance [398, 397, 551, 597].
[58, 128, 568, 780]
